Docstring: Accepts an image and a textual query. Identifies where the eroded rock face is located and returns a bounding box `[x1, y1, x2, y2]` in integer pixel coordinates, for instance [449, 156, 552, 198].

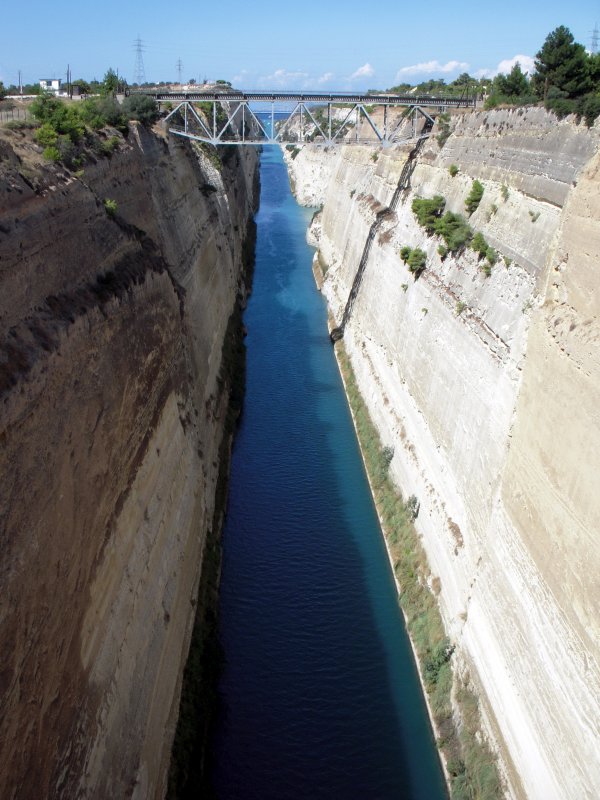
[286, 109, 600, 799]
[0, 124, 258, 798]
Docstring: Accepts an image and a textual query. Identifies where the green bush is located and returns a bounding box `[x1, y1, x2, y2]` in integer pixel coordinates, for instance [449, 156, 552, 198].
[42, 146, 60, 162]
[407, 248, 427, 276]
[471, 231, 488, 257]
[436, 112, 451, 148]
[582, 94, 600, 127]
[104, 198, 118, 217]
[412, 195, 446, 232]
[448, 164, 459, 177]
[122, 94, 159, 125]
[424, 639, 454, 688]
[485, 247, 498, 265]
[400, 245, 412, 263]
[56, 135, 78, 167]
[434, 211, 473, 253]
[35, 123, 58, 147]
[285, 144, 301, 160]
[80, 97, 127, 132]
[438, 244, 448, 260]
[545, 97, 577, 118]
[465, 180, 484, 215]
[99, 135, 121, 157]
[30, 94, 85, 143]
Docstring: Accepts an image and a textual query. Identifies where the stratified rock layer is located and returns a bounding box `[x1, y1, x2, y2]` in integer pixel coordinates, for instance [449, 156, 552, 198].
[0, 125, 258, 799]
[286, 108, 600, 799]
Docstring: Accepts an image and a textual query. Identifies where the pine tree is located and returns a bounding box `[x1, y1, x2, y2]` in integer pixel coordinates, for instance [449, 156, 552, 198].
[532, 25, 591, 100]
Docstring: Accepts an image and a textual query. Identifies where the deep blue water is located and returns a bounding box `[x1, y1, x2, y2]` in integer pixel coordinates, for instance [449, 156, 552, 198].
[211, 145, 447, 799]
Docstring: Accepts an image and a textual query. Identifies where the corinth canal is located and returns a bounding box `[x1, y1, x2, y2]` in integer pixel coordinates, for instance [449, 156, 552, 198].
[211, 142, 448, 799]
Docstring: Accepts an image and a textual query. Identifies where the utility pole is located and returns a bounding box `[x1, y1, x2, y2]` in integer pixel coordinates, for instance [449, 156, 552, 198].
[18, 69, 22, 95]
[592, 23, 599, 55]
[176, 58, 183, 86]
[133, 35, 147, 86]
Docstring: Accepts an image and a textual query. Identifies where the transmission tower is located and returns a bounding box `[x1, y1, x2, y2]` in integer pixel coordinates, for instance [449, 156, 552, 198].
[592, 23, 599, 55]
[176, 58, 183, 85]
[133, 36, 147, 85]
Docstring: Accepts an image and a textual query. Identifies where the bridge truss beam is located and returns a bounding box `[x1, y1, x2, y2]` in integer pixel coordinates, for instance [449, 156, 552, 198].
[163, 97, 444, 147]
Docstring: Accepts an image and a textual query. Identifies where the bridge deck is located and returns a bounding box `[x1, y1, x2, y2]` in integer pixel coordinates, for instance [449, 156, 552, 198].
[141, 90, 473, 108]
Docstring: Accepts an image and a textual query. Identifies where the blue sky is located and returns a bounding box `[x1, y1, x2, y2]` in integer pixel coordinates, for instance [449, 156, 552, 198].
[1, 1, 598, 89]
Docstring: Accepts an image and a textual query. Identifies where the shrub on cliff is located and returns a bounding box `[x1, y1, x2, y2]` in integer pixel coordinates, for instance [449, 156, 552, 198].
[407, 248, 427, 277]
[103, 198, 118, 217]
[122, 94, 159, 125]
[436, 112, 451, 147]
[412, 195, 445, 232]
[434, 211, 473, 253]
[35, 123, 58, 148]
[79, 97, 127, 132]
[465, 180, 484, 215]
[30, 94, 85, 143]
[471, 232, 488, 257]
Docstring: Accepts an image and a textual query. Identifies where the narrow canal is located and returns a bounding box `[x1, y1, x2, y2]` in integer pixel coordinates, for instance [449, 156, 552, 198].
[211, 144, 447, 799]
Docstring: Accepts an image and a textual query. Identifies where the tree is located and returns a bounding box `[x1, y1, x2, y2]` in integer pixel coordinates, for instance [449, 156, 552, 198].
[0, 81, 5, 100]
[495, 62, 529, 97]
[72, 79, 91, 96]
[453, 72, 474, 87]
[589, 53, 600, 85]
[102, 68, 119, 96]
[532, 25, 591, 100]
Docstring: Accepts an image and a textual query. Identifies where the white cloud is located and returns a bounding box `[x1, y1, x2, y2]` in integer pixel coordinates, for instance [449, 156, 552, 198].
[475, 54, 535, 79]
[232, 69, 249, 85]
[350, 63, 375, 80]
[317, 72, 335, 85]
[255, 69, 337, 90]
[395, 60, 469, 79]
[257, 69, 310, 88]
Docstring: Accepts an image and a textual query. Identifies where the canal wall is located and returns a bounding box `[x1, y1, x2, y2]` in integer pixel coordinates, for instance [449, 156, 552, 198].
[284, 108, 600, 799]
[0, 122, 258, 798]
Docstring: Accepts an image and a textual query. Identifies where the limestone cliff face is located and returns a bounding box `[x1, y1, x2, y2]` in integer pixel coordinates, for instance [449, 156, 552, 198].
[0, 124, 258, 798]
[285, 109, 600, 799]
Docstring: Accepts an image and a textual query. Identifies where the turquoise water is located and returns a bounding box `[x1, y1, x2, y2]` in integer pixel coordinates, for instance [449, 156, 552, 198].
[211, 144, 447, 799]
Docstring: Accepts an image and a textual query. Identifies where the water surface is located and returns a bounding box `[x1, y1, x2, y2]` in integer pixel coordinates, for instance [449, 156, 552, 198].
[211, 144, 447, 800]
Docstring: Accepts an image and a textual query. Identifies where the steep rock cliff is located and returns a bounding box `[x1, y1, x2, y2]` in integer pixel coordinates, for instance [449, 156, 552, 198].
[0, 123, 258, 798]
[285, 109, 600, 799]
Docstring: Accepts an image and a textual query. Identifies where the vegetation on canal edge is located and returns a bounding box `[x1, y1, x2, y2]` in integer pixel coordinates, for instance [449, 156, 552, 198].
[335, 343, 502, 800]
[386, 25, 600, 126]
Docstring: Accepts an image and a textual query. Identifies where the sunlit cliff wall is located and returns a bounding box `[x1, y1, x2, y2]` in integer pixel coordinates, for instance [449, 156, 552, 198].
[285, 108, 600, 799]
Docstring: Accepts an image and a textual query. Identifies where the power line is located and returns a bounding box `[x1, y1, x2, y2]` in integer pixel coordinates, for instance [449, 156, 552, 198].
[133, 35, 147, 84]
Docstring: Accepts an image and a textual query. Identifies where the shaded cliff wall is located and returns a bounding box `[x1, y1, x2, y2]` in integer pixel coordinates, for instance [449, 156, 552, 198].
[0, 124, 258, 798]
[285, 109, 600, 799]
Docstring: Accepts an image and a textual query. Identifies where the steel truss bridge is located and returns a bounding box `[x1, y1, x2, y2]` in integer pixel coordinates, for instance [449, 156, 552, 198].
[145, 90, 475, 147]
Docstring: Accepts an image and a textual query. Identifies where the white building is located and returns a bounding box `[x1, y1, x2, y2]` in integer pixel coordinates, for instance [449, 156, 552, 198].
[39, 78, 61, 95]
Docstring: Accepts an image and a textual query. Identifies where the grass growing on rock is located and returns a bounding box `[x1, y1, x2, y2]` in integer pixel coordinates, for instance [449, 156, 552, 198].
[335, 343, 502, 800]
